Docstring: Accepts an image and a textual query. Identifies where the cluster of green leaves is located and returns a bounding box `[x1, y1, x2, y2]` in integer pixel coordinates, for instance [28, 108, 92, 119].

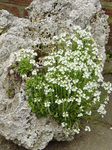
[17, 29, 111, 132]
[18, 58, 33, 75]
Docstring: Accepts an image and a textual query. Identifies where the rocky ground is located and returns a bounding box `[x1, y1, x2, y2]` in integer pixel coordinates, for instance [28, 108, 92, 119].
[0, 65, 112, 150]
[45, 124, 112, 150]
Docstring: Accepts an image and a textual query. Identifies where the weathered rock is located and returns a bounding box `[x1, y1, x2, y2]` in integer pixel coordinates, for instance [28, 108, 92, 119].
[0, 0, 110, 150]
[28, 0, 109, 61]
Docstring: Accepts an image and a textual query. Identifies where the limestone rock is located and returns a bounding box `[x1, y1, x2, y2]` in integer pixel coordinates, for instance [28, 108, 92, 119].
[28, 0, 109, 61]
[0, 0, 110, 150]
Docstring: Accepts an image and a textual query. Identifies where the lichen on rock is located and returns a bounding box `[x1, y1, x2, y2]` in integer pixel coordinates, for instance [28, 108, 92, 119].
[0, 0, 110, 150]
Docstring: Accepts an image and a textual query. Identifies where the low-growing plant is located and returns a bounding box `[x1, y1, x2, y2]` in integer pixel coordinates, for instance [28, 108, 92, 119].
[15, 26, 112, 135]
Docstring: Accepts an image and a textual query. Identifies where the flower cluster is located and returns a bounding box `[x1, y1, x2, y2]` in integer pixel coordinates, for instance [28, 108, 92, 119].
[16, 26, 112, 135]
[15, 48, 40, 78]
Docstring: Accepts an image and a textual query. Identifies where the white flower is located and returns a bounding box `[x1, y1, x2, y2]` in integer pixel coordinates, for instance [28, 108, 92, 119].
[22, 74, 27, 79]
[44, 87, 54, 95]
[93, 97, 100, 104]
[85, 126, 91, 132]
[67, 97, 74, 102]
[61, 122, 67, 128]
[66, 41, 72, 46]
[33, 52, 38, 56]
[94, 91, 101, 97]
[34, 98, 41, 102]
[75, 98, 81, 105]
[73, 128, 80, 134]
[55, 99, 63, 105]
[78, 113, 83, 117]
[32, 70, 37, 76]
[83, 72, 91, 79]
[44, 102, 51, 108]
[97, 104, 107, 117]
[86, 111, 92, 116]
[63, 112, 69, 118]
[102, 82, 112, 93]
[30, 59, 36, 65]
[53, 35, 59, 40]
[24, 49, 31, 53]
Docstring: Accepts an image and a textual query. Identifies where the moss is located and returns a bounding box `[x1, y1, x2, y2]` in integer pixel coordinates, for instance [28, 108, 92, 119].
[6, 88, 15, 99]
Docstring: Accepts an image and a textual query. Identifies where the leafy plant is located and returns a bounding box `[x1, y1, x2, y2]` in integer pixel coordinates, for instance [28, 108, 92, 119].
[15, 26, 112, 135]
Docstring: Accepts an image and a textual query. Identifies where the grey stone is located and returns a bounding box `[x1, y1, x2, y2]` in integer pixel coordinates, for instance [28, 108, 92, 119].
[28, 0, 109, 61]
[45, 124, 112, 150]
[0, 0, 110, 150]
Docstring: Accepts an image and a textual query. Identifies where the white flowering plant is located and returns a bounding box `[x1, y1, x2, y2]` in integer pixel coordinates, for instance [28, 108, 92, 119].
[15, 26, 112, 134]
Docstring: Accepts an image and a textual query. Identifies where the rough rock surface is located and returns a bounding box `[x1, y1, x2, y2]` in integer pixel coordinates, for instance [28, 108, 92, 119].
[28, 0, 109, 61]
[0, 0, 110, 150]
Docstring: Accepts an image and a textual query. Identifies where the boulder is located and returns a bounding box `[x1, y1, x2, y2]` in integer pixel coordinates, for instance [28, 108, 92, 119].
[0, 0, 109, 149]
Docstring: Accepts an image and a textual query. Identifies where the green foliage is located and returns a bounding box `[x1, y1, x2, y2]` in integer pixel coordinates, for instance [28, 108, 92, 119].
[18, 57, 33, 75]
[15, 27, 112, 134]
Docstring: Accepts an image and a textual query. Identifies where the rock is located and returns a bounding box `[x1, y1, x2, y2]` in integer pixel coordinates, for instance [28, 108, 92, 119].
[44, 124, 112, 150]
[103, 74, 112, 125]
[0, 0, 110, 150]
[28, 0, 109, 61]
[104, 61, 112, 74]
